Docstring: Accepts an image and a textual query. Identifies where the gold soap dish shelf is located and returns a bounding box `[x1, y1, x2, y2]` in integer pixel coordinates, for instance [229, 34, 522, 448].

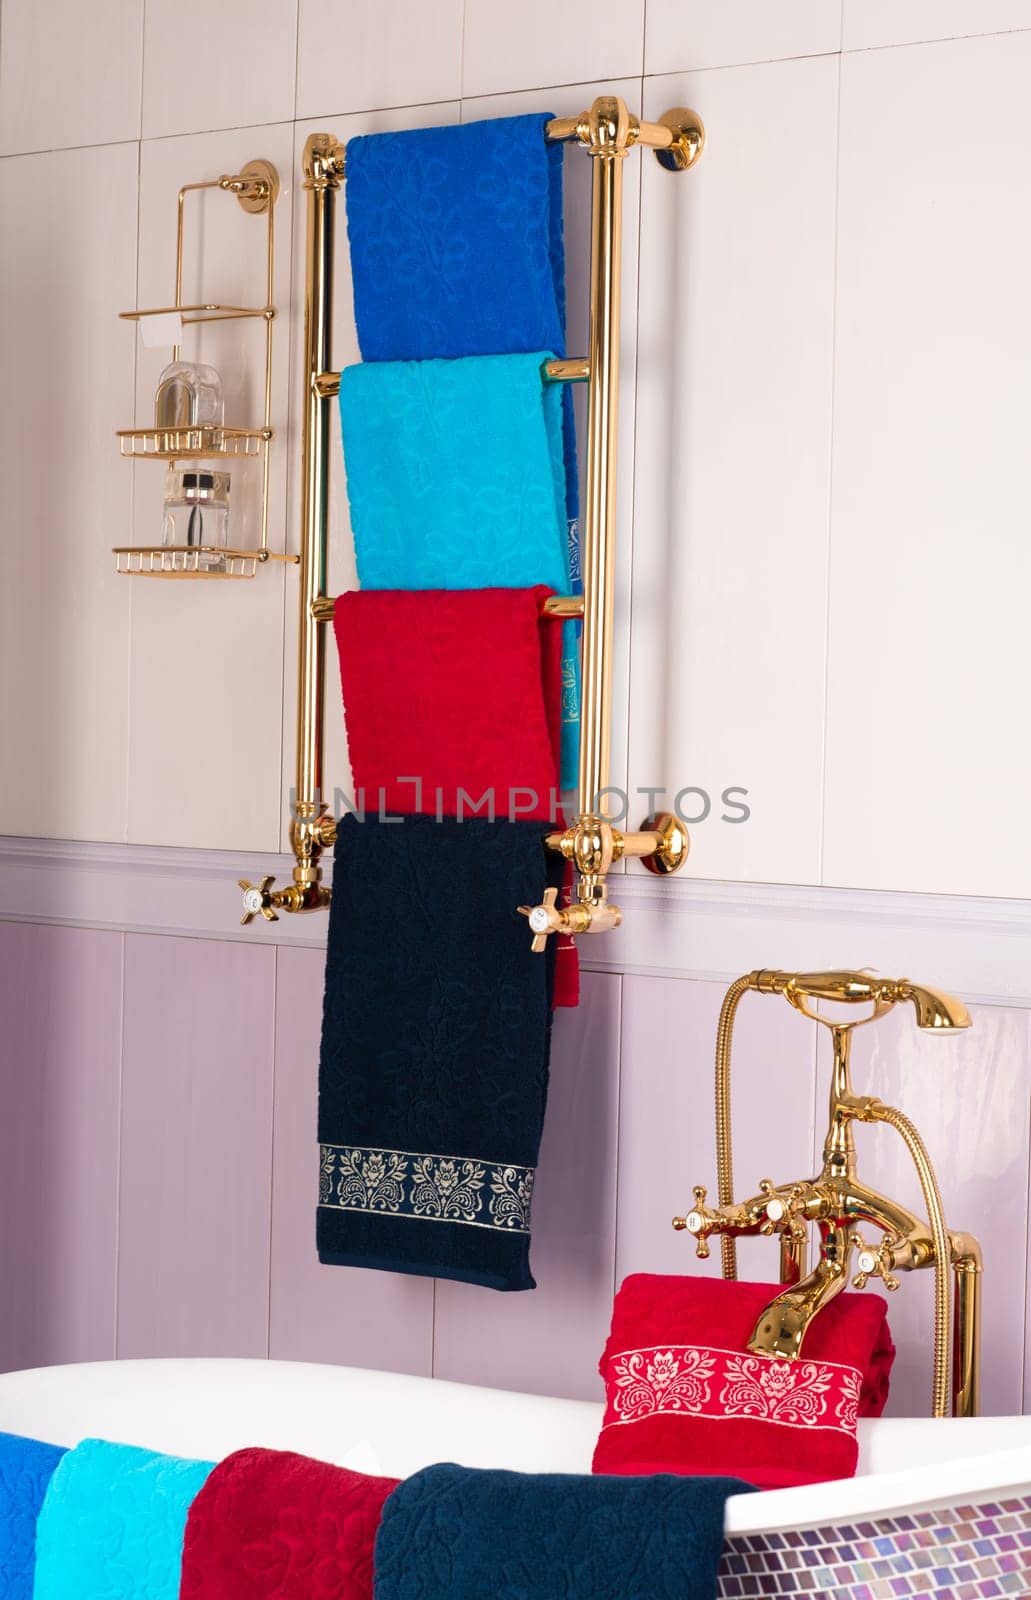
[114, 159, 295, 580]
[112, 545, 293, 579]
[116, 424, 268, 460]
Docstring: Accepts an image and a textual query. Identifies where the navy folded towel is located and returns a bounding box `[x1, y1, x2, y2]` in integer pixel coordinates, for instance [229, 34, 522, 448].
[318, 815, 561, 1291]
[373, 1464, 753, 1600]
[0, 1430, 66, 1598]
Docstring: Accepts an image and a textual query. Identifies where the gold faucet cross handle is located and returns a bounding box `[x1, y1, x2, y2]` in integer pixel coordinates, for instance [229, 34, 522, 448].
[853, 1234, 901, 1291]
[517, 887, 562, 953]
[758, 1179, 809, 1243]
[239, 876, 279, 926]
[672, 1185, 714, 1259]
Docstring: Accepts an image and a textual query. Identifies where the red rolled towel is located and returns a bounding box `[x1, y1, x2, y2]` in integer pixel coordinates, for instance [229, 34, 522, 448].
[593, 1274, 895, 1491]
[179, 1447, 399, 1599]
[333, 584, 579, 1007]
[333, 586, 562, 824]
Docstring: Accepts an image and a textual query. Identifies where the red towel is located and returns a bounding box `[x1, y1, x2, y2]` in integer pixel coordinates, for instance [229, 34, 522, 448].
[593, 1274, 895, 1491]
[333, 585, 579, 1007]
[179, 1447, 399, 1599]
[334, 587, 562, 824]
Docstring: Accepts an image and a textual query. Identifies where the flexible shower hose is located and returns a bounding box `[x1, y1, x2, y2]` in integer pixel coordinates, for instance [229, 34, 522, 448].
[714, 974, 755, 1280]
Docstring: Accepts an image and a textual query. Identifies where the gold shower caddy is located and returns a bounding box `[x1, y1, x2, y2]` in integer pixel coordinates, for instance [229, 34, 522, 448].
[240, 97, 705, 929]
[114, 158, 296, 580]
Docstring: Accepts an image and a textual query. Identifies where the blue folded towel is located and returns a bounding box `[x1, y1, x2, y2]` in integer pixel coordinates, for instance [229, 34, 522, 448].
[34, 1438, 213, 1600]
[318, 814, 562, 1292]
[0, 1430, 65, 1598]
[338, 351, 580, 786]
[373, 1464, 753, 1600]
[345, 114, 567, 366]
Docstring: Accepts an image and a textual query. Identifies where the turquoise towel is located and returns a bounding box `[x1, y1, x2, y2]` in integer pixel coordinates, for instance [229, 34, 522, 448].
[339, 352, 580, 788]
[34, 1438, 213, 1600]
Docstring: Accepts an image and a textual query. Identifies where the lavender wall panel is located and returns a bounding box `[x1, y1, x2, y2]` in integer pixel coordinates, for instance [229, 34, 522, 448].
[845, 1000, 1031, 1418]
[0, 923, 122, 1372]
[616, 973, 818, 1285]
[116, 933, 276, 1358]
[269, 945, 434, 1375]
[433, 973, 621, 1401]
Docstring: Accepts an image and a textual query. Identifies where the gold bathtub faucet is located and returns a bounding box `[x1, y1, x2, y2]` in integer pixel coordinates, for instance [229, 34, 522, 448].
[674, 970, 982, 1419]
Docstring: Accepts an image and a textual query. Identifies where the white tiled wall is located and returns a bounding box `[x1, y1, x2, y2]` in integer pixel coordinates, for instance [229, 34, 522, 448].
[2, 0, 1031, 895]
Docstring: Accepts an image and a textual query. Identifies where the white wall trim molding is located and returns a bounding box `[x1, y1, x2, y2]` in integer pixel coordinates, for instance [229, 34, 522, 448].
[1, 837, 1029, 1007]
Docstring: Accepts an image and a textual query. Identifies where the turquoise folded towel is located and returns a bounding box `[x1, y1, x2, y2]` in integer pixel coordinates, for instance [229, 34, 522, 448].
[339, 352, 580, 787]
[0, 1430, 65, 1598]
[34, 1438, 213, 1600]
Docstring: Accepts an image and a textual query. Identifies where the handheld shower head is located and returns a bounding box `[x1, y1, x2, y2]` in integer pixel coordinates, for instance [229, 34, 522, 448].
[900, 982, 971, 1032]
[753, 969, 971, 1032]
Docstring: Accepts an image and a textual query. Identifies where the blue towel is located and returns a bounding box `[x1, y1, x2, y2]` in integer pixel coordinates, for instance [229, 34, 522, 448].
[318, 814, 562, 1292]
[34, 1438, 213, 1600]
[345, 114, 567, 366]
[373, 1464, 753, 1600]
[344, 111, 579, 521]
[339, 352, 580, 785]
[0, 1430, 65, 1598]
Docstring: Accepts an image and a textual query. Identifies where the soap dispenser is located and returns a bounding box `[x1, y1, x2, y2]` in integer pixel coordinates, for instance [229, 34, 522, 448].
[154, 360, 225, 432]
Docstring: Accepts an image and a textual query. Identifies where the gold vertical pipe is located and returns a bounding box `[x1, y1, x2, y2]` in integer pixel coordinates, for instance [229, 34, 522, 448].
[951, 1240, 982, 1417]
[296, 136, 343, 828]
[257, 192, 275, 555]
[174, 186, 187, 364]
[578, 100, 628, 819]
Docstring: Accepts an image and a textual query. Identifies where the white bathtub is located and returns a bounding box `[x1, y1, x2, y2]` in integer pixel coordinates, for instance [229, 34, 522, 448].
[1, 1360, 1028, 1596]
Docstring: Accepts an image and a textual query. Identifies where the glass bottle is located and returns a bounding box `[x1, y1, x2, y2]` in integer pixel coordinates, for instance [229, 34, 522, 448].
[161, 467, 231, 570]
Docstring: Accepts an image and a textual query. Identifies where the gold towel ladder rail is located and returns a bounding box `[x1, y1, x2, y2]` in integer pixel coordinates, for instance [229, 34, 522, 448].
[239, 97, 704, 931]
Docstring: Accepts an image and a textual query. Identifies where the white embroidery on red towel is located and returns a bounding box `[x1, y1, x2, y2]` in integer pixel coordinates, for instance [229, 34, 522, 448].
[602, 1344, 864, 1436]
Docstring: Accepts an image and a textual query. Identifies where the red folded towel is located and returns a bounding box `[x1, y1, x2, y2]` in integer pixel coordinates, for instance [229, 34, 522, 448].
[333, 585, 579, 1008]
[593, 1274, 895, 1491]
[334, 587, 562, 824]
[179, 1447, 399, 1599]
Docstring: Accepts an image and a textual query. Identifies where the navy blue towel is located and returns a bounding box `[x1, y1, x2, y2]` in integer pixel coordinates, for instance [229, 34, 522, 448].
[318, 815, 562, 1292]
[373, 1464, 753, 1600]
[0, 1430, 67, 1598]
[344, 111, 580, 539]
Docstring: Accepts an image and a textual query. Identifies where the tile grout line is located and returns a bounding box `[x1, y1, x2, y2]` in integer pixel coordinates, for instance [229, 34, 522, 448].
[816, 48, 845, 891]
[458, 0, 466, 102]
[112, 931, 127, 1358]
[123, 133, 145, 846]
[137, 0, 148, 142]
[1021, 1010, 1031, 1414]
[265, 942, 279, 1360]
[291, 0, 301, 122]
[611, 971, 626, 1300]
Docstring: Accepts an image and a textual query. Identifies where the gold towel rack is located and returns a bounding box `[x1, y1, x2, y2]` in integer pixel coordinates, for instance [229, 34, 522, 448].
[239, 97, 704, 929]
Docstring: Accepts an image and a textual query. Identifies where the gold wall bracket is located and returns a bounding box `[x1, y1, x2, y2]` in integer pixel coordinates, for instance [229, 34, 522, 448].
[114, 158, 293, 580]
[240, 99, 704, 925]
[673, 969, 981, 1419]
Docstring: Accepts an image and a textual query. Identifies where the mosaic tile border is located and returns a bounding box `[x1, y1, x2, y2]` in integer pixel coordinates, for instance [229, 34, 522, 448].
[716, 1494, 1031, 1599]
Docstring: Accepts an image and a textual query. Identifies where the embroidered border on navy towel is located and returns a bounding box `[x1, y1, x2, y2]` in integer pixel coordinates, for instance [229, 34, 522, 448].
[319, 1144, 535, 1233]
